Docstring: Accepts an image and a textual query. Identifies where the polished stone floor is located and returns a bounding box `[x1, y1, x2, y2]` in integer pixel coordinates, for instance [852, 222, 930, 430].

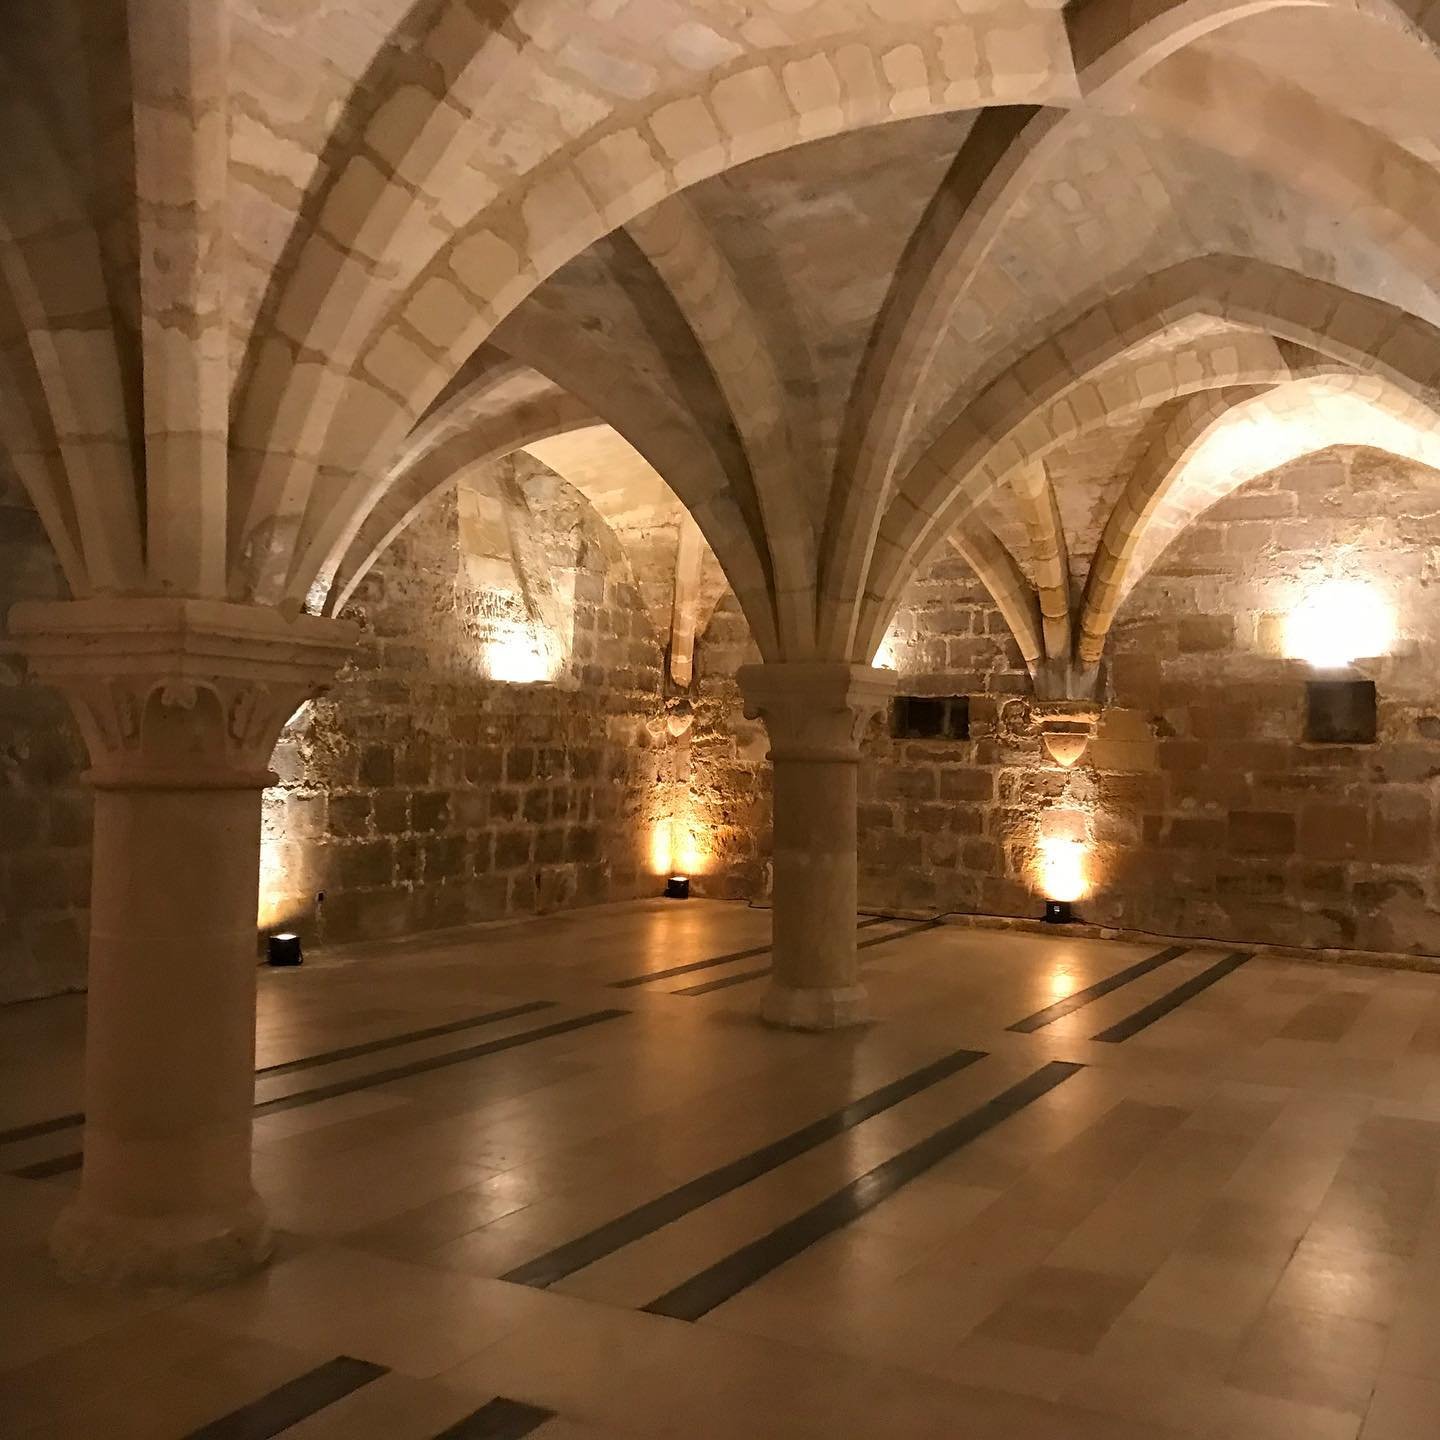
[4, 899, 1440, 1438]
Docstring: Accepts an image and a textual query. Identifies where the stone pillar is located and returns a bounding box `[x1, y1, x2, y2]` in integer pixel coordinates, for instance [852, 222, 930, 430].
[736, 662, 896, 1030]
[8, 598, 354, 1286]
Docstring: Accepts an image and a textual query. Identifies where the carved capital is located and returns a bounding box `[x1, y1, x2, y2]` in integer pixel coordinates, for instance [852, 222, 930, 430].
[1033, 698, 1101, 769]
[7, 599, 357, 788]
[737, 662, 897, 763]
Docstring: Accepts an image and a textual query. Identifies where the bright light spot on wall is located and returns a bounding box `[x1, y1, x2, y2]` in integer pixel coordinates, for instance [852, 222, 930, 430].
[677, 826, 708, 875]
[650, 813, 711, 876]
[481, 619, 558, 684]
[1038, 836, 1087, 903]
[257, 842, 288, 930]
[257, 797, 304, 933]
[873, 616, 913, 671]
[1284, 579, 1394, 669]
[652, 817, 674, 875]
[1036, 807, 1089, 903]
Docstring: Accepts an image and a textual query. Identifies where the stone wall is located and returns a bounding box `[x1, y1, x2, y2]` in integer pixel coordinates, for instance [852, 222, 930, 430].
[261, 469, 673, 946]
[859, 446, 1440, 956]
[0, 465, 90, 1001]
[11, 440, 1440, 1002]
[687, 593, 770, 899]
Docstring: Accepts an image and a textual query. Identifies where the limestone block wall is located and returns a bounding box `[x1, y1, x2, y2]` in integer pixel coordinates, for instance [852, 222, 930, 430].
[858, 447, 1440, 956]
[261, 479, 669, 946]
[11, 440, 1440, 1001]
[688, 594, 771, 899]
[0, 466, 91, 1001]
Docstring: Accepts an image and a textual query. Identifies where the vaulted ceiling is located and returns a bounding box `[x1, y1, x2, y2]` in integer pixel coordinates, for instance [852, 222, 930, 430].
[7, 0, 1440, 689]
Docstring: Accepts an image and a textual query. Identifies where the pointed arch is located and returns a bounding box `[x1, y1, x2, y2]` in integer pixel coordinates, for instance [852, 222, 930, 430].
[820, 0, 1440, 657]
[1078, 385, 1264, 664]
[0, 53, 141, 594]
[625, 194, 816, 654]
[1011, 459, 1072, 662]
[1068, 0, 1434, 97]
[950, 521, 1044, 673]
[1080, 372, 1440, 661]
[328, 383, 596, 614]
[853, 258, 1440, 664]
[226, 6, 1078, 610]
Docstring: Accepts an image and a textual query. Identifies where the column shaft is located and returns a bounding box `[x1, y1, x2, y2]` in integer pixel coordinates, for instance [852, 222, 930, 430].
[738, 661, 895, 1030]
[8, 596, 355, 1285]
[770, 751, 861, 1009]
[54, 782, 270, 1282]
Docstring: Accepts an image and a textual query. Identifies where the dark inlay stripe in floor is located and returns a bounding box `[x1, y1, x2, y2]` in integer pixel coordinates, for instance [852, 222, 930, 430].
[608, 915, 896, 989]
[1007, 945, 1190, 1033]
[184, 1355, 387, 1440]
[1092, 951, 1253, 1043]
[12, 1008, 628, 1180]
[0, 1112, 83, 1148]
[674, 965, 771, 996]
[433, 1396, 557, 1438]
[0, 1000, 559, 1150]
[673, 918, 944, 995]
[258, 999, 557, 1079]
[500, 1041, 988, 1289]
[642, 1059, 1084, 1322]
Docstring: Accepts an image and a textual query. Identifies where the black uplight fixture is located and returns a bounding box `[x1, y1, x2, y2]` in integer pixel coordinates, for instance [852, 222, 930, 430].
[664, 874, 690, 900]
[267, 931, 303, 966]
[1043, 899, 1076, 925]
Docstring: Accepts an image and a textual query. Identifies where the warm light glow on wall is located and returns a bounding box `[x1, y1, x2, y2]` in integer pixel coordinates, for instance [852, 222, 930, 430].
[257, 811, 303, 933]
[677, 826, 708, 875]
[872, 615, 914, 670]
[650, 812, 711, 876]
[481, 619, 558, 684]
[257, 841, 287, 930]
[1035, 807, 1090, 903]
[1038, 836, 1087, 903]
[651, 817, 674, 876]
[1283, 579, 1394, 669]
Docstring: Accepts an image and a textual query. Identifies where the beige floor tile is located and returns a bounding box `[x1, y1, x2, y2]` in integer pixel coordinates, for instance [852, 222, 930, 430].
[1227, 1302, 1386, 1417]
[973, 1263, 1145, 1355]
[4, 903, 1440, 1440]
[1269, 1240, 1410, 1325]
[1360, 1370, 1440, 1439]
[173, 1245, 555, 1377]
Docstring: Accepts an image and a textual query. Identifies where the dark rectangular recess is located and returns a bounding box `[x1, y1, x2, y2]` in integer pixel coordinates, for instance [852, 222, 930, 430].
[1306, 679, 1377, 744]
[892, 694, 970, 741]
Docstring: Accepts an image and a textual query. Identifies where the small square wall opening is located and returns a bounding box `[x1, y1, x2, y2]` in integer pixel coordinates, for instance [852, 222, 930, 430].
[1305, 679, 1377, 745]
[892, 695, 970, 741]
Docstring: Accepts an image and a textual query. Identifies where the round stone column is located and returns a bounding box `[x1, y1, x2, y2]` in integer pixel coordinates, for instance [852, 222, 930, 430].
[737, 662, 896, 1030]
[9, 598, 354, 1286]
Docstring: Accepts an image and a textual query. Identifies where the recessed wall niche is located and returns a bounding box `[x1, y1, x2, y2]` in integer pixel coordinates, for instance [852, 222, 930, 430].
[1305, 679, 1378, 744]
[891, 695, 970, 741]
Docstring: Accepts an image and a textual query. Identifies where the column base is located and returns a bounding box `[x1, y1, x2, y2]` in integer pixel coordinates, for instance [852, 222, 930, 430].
[51, 1194, 273, 1288]
[760, 981, 870, 1031]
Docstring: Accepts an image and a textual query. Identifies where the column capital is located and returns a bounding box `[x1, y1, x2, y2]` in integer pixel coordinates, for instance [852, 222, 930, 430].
[8, 598, 356, 788]
[1032, 698, 1102, 769]
[737, 661, 896, 763]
